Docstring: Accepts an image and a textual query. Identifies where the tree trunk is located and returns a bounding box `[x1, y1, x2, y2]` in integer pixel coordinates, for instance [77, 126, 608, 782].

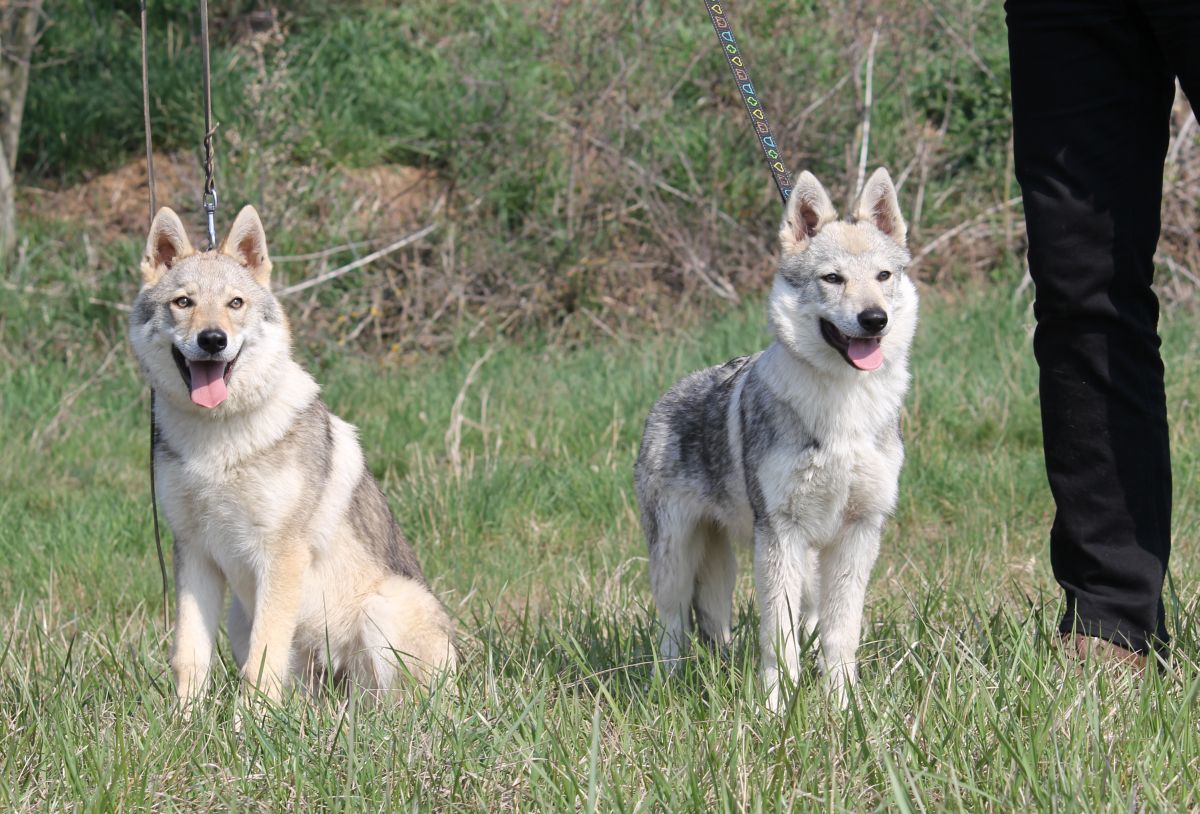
[0, 0, 44, 259]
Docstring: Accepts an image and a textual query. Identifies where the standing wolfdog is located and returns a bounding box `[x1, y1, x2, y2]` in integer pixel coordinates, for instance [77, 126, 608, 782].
[130, 205, 455, 706]
[635, 169, 917, 709]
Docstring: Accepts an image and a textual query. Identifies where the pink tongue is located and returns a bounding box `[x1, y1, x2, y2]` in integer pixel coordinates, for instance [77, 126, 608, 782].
[847, 338, 884, 371]
[188, 360, 229, 408]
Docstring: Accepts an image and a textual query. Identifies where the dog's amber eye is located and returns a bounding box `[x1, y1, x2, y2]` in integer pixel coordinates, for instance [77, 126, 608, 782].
[877, 270, 892, 281]
[173, 296, 192, 308]
[821, 273, 844, 284]
[228, 297, 244, 310]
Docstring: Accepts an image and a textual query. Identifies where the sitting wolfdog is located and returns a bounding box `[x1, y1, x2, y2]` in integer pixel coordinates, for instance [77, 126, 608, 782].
[130, 206, 456, 706]
[635, 169, 917, 709]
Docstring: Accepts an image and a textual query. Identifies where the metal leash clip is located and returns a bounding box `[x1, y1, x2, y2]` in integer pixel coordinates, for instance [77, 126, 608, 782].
[203, 188, 218, 250]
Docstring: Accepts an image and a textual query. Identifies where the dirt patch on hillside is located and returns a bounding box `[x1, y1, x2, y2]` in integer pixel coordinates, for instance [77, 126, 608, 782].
[20, 156, 443, 240]
[20, 155, 205, 235]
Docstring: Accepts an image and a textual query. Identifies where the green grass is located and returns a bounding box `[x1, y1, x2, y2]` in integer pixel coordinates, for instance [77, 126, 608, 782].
[2, 288, 1198, 810]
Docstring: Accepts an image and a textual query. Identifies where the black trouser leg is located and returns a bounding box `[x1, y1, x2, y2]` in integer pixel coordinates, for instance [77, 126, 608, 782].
[1006, 0, 1190, 653]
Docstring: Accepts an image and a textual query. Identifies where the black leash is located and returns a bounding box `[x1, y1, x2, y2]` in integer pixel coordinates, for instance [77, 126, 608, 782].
[139, 0, 170, 630]
[198, 0, 219, 249]
[702, 0, 793, 203]
[138, 1, 221, 629]
[140, 0, 157, 226]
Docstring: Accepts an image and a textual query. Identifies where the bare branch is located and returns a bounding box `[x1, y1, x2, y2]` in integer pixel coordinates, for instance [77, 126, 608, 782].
[909, 196, 1022, 269]
[854, 21, 881, 202]
[445, 347, 495, 479]
[277, 223, 438, 297]
[539, 111, 741, 230]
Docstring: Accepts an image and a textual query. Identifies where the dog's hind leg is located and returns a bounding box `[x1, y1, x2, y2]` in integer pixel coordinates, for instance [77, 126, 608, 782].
[356, 575, 457, 697]
[648, 504, 703, 666]
[691, 520, 736, 649]
[227, 596, 251, 670]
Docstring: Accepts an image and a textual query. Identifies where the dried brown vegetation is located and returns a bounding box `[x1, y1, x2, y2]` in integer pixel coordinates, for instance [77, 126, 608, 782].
[12, 0, 1200, 356]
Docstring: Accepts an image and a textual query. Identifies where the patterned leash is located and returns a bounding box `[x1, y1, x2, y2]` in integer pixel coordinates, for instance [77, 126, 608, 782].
[702, 0, 792, 203]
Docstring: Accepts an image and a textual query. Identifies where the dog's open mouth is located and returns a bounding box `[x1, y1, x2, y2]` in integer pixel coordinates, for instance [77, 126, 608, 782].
[819, 320, 884, 372]
[172, 345, 238, 409]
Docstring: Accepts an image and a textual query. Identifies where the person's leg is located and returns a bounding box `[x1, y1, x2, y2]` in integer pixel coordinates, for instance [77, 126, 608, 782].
[1139, 2, 1200, 112]
[1006, 0, 1174, 654]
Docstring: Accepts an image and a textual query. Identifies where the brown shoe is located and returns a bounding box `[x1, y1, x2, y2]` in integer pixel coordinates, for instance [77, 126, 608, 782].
[1057, 633, 1148, 672]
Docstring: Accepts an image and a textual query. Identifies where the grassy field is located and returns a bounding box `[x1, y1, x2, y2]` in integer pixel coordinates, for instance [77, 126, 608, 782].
[2, 286, 1199, 811]
[5, 0, 1200, 810]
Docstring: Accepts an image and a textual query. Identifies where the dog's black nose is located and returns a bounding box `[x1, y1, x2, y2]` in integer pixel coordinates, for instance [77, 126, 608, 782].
[857, 308, 888, 334]
[197, 328, 227, 354]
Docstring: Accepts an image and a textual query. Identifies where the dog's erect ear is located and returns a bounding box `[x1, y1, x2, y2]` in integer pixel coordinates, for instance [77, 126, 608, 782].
[141, 207, 195, 286]
[779, 171, 838, 253]
[854, 167, 907, 247]
[220, 205, 273, 287]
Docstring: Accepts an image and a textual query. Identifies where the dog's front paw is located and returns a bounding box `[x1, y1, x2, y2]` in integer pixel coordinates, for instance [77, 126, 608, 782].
[240, 666, 285, 705]
[823, 664, 855, 709]
[232, 694, 268, 733]
[172, 661, 210, 716]
[762, 663, 785, 713]
[234, 682, 278, 732]
[765, 684, 784, 713]
[175, 694, 201, 721]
